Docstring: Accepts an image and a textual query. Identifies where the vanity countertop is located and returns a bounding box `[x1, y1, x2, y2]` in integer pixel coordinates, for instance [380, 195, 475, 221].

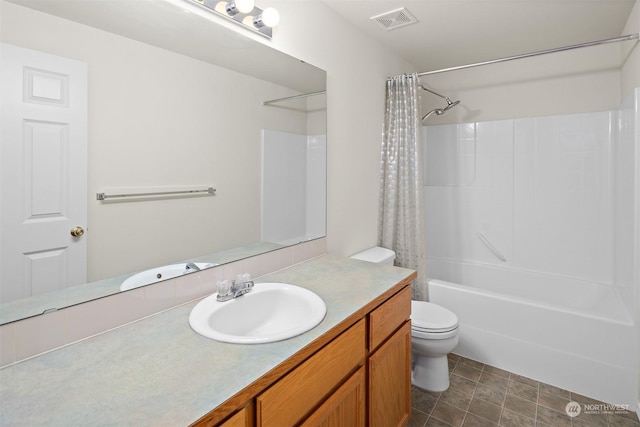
[0, 255, 415, 426]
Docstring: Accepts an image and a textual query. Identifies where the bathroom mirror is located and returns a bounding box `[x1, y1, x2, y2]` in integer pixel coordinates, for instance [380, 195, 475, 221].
[0, 0, 327, 324]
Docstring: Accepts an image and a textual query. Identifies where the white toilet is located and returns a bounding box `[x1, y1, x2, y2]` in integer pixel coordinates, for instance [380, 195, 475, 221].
[410, 300, 459, 391]
[350, 247, 460, 392]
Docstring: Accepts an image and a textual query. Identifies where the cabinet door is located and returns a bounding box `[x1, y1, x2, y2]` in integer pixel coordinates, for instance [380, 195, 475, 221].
[368, 321, 411, 427]
[300, 367, 365, 427]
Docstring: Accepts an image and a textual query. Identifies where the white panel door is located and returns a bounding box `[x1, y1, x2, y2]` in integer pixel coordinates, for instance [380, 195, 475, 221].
[0, 43, 87, 304]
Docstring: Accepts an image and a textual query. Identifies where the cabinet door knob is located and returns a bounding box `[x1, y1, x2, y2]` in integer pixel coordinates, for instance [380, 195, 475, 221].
[70, 226, 85, 237]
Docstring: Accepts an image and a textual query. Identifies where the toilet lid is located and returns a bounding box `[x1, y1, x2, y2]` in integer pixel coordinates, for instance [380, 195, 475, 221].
[411, 301, 458, 332]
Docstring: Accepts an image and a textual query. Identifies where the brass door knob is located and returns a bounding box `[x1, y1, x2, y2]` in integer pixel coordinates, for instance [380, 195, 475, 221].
[70, 226, 85, 237]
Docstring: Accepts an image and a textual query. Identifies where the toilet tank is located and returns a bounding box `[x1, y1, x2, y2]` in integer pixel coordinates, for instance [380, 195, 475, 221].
[350, 247, 396, 265]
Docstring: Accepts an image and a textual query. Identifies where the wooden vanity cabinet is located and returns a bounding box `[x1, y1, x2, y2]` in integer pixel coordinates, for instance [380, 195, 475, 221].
[196, 281, 413, 427]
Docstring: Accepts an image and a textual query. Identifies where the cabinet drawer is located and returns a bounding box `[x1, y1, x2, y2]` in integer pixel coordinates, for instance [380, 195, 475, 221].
[257, 319, 366, 427]
[368, 286, 411, 351]
[219, 406, 250, 427]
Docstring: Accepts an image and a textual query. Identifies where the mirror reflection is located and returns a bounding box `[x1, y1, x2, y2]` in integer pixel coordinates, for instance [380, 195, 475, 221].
[0, 0, 326, 324]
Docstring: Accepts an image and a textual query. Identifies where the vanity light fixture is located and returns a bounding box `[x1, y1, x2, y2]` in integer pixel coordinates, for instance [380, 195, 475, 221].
[195, 0, 279, 38]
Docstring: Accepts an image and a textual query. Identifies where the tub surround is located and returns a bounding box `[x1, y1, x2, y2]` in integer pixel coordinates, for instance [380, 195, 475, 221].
[423, 91, 640, 412]
[0, 255, 415, 426]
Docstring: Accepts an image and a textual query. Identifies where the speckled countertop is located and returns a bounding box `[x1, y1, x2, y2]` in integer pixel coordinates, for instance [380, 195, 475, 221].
[0, 255, 414, 426]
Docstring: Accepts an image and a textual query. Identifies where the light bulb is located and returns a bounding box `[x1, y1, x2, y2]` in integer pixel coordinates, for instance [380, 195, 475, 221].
[235, 0, 254, 13]
[261, 7, 279, 27]
[214, 1, 227, 13]
[226, 0, 254, 15]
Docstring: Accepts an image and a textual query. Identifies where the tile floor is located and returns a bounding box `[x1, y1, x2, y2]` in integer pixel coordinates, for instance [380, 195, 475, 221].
[409, 354, 640, 427]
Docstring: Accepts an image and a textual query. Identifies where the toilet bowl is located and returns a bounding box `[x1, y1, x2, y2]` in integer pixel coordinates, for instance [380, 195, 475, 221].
[410, 300, 459, 392]
[350, 246, 460, 392]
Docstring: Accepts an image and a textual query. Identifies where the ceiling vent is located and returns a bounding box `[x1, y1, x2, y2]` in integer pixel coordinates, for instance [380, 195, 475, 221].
[370, 7, 418, 31]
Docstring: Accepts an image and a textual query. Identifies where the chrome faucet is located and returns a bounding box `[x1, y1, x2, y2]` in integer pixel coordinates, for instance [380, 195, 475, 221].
[216, 274, 254, 302]
[184, 262, 201, 273]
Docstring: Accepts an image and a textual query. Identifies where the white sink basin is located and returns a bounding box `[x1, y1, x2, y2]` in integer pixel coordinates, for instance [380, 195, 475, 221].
[120, 262, 213, 291]
[189, 282, 326, 344]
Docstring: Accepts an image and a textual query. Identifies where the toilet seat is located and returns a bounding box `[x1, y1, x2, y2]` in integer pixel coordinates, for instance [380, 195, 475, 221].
[411, 327, 458, 340]
[411, 301, 458, 333]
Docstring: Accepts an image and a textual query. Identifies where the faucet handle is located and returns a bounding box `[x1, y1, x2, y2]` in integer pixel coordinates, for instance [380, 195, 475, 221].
[217, 275, 253, 302]
[236, 273, 251, 283]
[217, 280, 232, 296]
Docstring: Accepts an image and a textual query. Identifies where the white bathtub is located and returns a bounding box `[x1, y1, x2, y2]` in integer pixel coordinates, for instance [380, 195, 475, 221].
[427, 258, 637, 407]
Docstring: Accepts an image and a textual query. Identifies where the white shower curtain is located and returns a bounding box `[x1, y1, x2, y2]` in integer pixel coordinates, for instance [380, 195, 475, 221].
[378, 73, 428, 300]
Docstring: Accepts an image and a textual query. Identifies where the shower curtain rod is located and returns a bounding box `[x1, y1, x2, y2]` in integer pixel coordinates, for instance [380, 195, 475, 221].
[262, 90, 326, 106]
[417, 33, 639, 76]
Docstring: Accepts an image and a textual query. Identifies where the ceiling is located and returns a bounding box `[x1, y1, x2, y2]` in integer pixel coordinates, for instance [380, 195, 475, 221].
[320, 0, 637, 73]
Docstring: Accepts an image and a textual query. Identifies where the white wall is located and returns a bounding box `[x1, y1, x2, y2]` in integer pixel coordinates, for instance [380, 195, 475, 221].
[615, 4, 640, 414]
[266, 0, 415, 257]
[621, 0, 640, 95]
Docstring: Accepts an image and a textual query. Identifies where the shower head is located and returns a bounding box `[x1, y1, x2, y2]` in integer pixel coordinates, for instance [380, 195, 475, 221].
[419, 83, 460, 122]
[421, 99, 460, 121]
[443, 99, 460, 112]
